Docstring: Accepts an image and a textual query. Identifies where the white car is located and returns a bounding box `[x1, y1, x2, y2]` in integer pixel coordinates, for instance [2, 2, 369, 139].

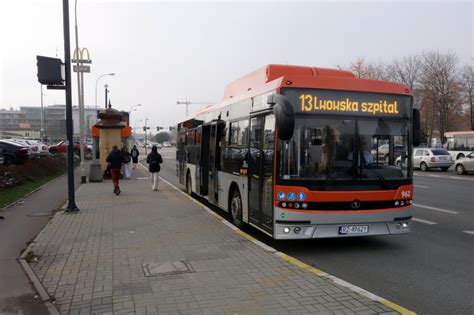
[28, 140, 50, 157]
[454, 152, 474, 175]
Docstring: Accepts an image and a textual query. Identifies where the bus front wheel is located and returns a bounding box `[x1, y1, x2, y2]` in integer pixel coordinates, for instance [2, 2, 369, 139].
[230, 189, 243, 228]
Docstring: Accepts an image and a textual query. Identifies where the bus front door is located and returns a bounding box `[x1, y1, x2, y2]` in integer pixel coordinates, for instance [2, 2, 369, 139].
[248, 115, 275, 233]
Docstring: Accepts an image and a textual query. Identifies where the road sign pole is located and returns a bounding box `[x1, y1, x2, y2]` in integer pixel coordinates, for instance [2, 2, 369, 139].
[62, 0, 79, 212]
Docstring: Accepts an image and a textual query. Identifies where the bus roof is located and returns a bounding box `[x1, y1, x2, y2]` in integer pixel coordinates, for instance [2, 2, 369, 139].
[183, 64, 412, 122]
[224, 64, 411, 99]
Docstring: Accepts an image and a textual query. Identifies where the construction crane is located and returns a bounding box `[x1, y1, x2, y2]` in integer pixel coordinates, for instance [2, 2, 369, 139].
[176, 98, 213, 116]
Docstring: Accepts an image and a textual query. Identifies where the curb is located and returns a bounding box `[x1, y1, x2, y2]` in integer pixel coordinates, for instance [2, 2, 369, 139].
[18, 208, 64, 315]
[154, 169, 417, 315]
[16, 177, 85, 315]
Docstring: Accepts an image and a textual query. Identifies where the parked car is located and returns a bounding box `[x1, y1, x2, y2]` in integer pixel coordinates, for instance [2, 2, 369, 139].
[24, 139, 50, 157]
[49, 141, 89, 155]
[454, 152, 474, 175]
[0, 140, 30, 164]
[413, 148, 454, 171]
[371, 144, 406, 163]
[163, 141, 171, 147]
[8, 139, 40, 159]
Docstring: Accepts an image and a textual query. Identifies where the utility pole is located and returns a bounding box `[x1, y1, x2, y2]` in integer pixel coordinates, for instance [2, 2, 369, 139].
[143, 116, 150, 155]
[62, 0, 79, 212]
[40, 84, 45, 141]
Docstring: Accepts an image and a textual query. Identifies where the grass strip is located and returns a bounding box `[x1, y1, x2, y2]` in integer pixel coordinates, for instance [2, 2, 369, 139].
[0, 173, 62, 208]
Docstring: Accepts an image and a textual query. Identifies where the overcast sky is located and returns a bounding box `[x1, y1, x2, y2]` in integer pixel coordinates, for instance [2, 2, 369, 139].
[0, 0, 472, 130]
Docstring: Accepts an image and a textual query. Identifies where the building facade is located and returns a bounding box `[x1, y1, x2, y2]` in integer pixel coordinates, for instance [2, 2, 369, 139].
[0, 105, 99, 142]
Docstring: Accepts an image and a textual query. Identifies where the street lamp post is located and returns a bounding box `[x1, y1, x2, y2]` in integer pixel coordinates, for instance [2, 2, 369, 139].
[95, 73, 115, 109]
[62, 0, 79, 212]
[128, 104, 141, 114]
[104, 84, 109, 108]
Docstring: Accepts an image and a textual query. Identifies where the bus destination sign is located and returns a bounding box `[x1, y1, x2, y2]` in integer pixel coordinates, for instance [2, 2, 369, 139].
[282, 88, 410, 118]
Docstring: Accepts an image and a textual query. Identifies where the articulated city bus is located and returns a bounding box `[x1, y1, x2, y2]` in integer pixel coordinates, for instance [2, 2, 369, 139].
[444, 131, 474, 160]
[176, 65, 420, 239]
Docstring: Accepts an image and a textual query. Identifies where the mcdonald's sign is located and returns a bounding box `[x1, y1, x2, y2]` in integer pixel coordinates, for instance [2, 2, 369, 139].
[72, 47, 92, 64]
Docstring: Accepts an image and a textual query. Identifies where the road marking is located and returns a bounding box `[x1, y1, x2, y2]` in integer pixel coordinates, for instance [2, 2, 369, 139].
[413, 203, 458, 214]
[462, 230, 474, 235]
[414, 185, 429, 188]
[412, 217, 437, 225]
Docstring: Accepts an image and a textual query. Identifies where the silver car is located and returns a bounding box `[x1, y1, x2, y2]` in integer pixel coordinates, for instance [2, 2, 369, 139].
[454, 152, 474, 175]
[413, 148, 453, 171]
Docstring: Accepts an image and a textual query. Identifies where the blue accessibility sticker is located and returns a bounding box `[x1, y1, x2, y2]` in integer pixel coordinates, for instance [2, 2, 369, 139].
[277, 192, 286, 200]
[287, 192, 296, 201]
[297, 192, 306, 201]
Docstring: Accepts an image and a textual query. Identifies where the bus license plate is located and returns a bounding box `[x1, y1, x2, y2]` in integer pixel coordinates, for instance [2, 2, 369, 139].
[338, 225, 369, 235]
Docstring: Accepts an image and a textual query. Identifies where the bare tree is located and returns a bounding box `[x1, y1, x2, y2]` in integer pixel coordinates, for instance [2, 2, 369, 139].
[346, 58, 389, 80]
[420, 51, 462, 142]
[461, 63, 474, 130]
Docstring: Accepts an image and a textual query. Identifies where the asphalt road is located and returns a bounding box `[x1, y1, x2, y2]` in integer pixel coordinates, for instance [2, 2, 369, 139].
[156, 147, 474, 315]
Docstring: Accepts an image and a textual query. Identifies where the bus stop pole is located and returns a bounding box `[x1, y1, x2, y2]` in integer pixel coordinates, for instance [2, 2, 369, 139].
[63, 0, 79, 212]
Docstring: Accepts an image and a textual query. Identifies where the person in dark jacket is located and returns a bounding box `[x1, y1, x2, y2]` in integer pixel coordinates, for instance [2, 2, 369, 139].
[130, 145, 140, 169]
[146, 145, 163, 191]
[106, 145, 124, 195]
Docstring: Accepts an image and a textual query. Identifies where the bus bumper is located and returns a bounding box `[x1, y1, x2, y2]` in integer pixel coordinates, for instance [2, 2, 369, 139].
[274, 207, 412, 240]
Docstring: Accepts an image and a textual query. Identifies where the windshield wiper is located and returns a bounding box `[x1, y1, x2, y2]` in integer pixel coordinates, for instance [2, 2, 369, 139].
[360, 164, 388, 189]
[318, 170, 347, 191]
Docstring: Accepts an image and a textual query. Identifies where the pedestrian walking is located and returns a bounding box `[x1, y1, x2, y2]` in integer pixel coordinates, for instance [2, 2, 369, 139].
[122, 145, 132, 179]
[146, 145, 163, 191]
[131, 145, 140, 169]
[106, 145, 124, 195]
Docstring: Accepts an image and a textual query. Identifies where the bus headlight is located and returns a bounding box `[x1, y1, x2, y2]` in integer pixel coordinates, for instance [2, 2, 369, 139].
[283, 227, 290, 234]
[302, 203, 308, 209]
[394, 201, 400, 206]
[294, 227, 301, 234]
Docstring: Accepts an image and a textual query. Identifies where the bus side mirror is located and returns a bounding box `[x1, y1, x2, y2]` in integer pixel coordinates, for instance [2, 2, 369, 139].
[413, 108, 421, 147]
[267, 94, 295, 141]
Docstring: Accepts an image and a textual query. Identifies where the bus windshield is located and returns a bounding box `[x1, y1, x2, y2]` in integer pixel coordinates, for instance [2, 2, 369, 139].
[278, 116, 410, 189]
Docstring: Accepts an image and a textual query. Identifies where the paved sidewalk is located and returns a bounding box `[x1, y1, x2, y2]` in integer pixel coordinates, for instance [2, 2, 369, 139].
[26, 167, 398, 314]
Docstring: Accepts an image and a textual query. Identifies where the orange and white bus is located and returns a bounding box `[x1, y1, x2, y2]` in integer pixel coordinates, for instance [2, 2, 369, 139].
[176, 65, 420, 239]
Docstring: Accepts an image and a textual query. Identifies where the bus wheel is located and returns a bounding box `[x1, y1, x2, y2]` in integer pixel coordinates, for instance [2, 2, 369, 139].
[420, 162, 428, 172]
[186, 172, 192, 195]
[230, 189, 243, 228]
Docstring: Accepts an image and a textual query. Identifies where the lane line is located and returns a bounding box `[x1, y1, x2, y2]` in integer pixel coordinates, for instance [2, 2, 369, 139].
[413, 203, 458, 214]
[414, 185, 429, 188]
[412, 217, 437, 225]
[462, 230, 474, 235]
[150, 162, 416, 315]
